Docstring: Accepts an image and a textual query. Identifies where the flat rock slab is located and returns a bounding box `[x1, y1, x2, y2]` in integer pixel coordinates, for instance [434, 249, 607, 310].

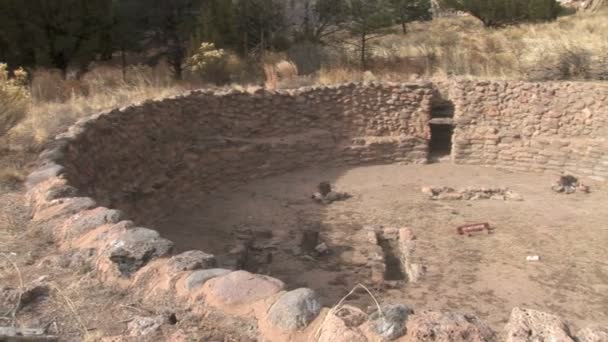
[406, 311, 495, 342]
[168, 250, 216, 272]
[267, 288, 322, 331]
[33, 197, 96, 223]
[504, 307, 574, 342]
[62, 207, 123, 237]
[186, 269, 231, 290]
[203, 271, 284, 310]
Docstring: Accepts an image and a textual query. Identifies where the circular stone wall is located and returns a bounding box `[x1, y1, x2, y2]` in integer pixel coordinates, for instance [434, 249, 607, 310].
[24, 81, 608, 341]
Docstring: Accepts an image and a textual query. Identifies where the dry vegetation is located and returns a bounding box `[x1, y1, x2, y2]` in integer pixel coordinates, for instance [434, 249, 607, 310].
[0, 10, 606, 165]
[322, 8, 608, 82]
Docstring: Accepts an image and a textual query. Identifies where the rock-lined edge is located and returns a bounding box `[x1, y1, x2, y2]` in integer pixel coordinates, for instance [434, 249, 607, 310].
[24, 84, 607, 342]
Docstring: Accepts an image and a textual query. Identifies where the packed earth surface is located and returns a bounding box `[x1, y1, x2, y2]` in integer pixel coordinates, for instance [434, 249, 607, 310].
[146, 163, 608, 332]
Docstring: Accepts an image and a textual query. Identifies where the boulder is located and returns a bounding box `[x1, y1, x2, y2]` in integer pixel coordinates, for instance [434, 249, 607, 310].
[504, 307, 574, 342]
[406, 311, 495, 342]
[62, 207, 123, 237]
[267, 288, 322, 331]
[25, 164, 64, 190]
[369, 304, 414, 340]
[32, 197, 96, 223]
[577, 325, 608, 342]
[185, 269, 231, 290]
[107, 228, 174, 276]
[168, 250, 216, 272]
[203, 271, 284, 310]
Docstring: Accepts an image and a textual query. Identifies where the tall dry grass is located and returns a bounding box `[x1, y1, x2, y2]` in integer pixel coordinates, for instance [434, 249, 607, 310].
[0, 64, 29, 137]
[371, 10, 608, 80]
[6, 64, 187, 149]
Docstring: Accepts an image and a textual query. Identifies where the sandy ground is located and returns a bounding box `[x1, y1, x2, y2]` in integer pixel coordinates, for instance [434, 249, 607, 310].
[150, 163, 608, 332]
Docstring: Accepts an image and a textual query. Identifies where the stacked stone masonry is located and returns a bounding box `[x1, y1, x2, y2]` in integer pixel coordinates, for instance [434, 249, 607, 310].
[449, 81, 608, 180]
[25, 81, 608, 341]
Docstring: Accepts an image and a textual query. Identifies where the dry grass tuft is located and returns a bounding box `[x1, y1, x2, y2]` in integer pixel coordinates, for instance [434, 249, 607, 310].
[0, 165, 25, 190]
[264, 60, 299, 89]
[0, 64, 30, 137]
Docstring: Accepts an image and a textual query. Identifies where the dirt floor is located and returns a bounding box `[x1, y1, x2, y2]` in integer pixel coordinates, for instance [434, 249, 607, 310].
[149, 163, 608, 332]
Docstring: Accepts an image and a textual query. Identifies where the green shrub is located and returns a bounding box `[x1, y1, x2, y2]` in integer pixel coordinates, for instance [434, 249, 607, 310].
[0, 63, 29, 137]
[441, 0, 561, 27]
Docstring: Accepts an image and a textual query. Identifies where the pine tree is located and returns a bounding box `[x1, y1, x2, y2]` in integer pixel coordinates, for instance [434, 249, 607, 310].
[0, 0, 113, 78]
[346, 0, 395, 69]
[390, 0, 432, 34]
[441, 0, 561, 27]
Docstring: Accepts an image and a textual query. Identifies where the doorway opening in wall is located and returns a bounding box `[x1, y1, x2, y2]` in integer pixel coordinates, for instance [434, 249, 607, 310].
[429, 124, 453, 162]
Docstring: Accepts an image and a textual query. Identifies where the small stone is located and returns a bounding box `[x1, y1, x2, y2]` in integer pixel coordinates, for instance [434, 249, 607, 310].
[315, 243, 329, 255]
[267, 288, 322, 331]
[504, 307, 574, 342]
[186, 269, 231, 290]
[127, 315, 166, 337]
[369, 304, 414, 340]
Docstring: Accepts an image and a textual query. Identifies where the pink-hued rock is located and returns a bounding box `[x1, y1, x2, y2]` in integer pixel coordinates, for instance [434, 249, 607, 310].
[504, 307, 574, 342]
[202, 271, 284, 316]
[399, 227, 417, 242]
[25, 163, 64, 190]
[314, 305, 368, 342]
[32, 197, 96, 223]
[56, 207, 123, 241]
[577, 325, 608, 342]
[405, 311, 495, 342]
[25, 176, 76, 212]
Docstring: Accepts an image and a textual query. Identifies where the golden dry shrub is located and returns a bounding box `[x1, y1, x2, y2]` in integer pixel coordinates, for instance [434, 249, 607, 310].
[264, 60, 299, 89]
[0, 63, 30, 137]
[187, 42, 230, 84]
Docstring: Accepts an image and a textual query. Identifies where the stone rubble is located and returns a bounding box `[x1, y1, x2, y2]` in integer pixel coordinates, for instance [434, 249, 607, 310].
[551, 175, 591, 194]
[422, 186, 524, 201]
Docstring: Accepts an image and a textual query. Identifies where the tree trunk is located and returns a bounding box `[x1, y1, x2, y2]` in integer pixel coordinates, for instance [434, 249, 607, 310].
[401, 14, 407, 34]
[121, 48, 127, 82]
[360, 32, 367, 70]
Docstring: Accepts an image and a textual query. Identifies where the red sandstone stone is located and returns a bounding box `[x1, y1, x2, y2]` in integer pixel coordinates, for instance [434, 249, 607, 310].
[202, 271, 285, 316]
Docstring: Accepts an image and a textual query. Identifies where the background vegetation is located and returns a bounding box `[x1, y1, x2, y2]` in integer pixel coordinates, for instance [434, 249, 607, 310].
[0, 0, 606, 165]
